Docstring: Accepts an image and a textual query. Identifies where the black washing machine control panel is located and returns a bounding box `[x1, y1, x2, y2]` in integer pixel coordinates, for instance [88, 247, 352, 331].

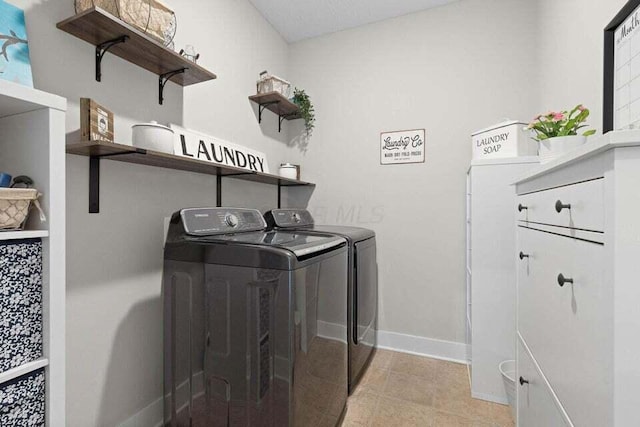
[265, 209, 314, 228]
[180, 208, 266, 236]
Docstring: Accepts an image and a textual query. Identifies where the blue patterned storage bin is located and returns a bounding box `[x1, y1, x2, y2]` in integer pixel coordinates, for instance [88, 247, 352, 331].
[0, 239, 43, 373]
[0, 368, 46, 426]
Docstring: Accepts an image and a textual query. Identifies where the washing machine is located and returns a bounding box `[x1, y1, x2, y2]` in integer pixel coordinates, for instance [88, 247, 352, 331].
[162, 207, 348, 427]
[264, 209, 378, 394]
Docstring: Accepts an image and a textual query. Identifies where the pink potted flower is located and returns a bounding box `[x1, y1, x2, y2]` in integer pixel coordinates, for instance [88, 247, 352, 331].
[526, 105, 597, 163]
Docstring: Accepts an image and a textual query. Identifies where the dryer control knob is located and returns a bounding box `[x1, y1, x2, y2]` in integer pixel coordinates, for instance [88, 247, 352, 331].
[225, 213, 239, 228]
[292, 212, 302, 223]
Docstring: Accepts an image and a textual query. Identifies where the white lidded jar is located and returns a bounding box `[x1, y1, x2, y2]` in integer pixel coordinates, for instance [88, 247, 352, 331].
[278, 163, 298, 180]
[132, 121, 175, 154]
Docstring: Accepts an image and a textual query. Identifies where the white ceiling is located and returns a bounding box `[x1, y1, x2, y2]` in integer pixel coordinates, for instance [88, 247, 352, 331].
[248, 0, 458, 43]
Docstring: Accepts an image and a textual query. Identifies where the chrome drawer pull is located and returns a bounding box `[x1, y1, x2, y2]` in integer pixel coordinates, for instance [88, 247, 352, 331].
[518, 203, 528, 212]
[557, 273, 574, 287]
[555, 200, 571, 213]
[519, 251, 529, 260]
[519, 376, 529, 386]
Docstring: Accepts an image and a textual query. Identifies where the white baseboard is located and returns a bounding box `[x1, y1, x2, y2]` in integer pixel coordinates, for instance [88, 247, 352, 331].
[376, 330, 468, 364]
[471, 391, 509, 405]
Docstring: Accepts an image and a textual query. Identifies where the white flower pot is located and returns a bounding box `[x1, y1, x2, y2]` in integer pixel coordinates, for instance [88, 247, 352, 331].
[538, 135, 587, 164]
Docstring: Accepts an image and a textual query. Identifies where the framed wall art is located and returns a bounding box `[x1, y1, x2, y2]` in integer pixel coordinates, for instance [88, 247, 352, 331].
[380, 129, 425, 165]
[0, 0, 33, 87]
[604, 0, 640, 132]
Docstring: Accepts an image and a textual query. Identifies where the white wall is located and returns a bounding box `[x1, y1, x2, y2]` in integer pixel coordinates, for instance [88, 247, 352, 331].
[536, 0, 628, 132]
[288, 0, 540, 346]
[13, 0, 296, 425]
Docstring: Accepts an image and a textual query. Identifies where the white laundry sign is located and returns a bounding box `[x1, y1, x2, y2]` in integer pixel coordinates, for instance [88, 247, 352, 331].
[380, 129, 425, 165]
[171, 125, 270, 173]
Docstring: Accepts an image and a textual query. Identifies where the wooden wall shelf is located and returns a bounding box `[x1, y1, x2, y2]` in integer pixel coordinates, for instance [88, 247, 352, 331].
[66, 141, 314, 212]
[56, 7, 217, 104]
[249, 92, 302, 132]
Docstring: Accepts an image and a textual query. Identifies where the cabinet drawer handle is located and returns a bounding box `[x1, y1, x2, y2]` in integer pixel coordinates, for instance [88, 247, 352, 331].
[555, 200, 571, 213]
[519, 376, 529, 386]
[519, 251, 529, 260]
[557, 273, 574, 287]
[518, 203, 528, 212]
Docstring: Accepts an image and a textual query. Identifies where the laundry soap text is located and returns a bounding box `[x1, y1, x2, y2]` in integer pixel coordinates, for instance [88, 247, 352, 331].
[475, 132, 509, 154]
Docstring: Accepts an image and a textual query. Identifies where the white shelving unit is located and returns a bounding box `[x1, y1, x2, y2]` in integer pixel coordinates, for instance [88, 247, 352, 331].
[466, 156, 538, 404]
[0, 79, 66, 426]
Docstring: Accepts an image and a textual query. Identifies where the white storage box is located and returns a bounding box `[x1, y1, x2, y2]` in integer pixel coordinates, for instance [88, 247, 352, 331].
[256, 72, 291, 98]
[472, 121, 537, 160]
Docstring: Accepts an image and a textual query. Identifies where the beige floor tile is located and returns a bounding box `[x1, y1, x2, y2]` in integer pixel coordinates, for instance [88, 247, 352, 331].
[433, 382, 489, 420]
[383, 371, 435, 407]
[345, 350, 514, 427]
[369, 349, 394, 370]
[431, 410, 493, 427]
[343, 390, 379, 426]
[371, 396, 434, 427]
[482, 401, 514, 427]
[356, 366, 389, 395]
[390, 352, 439, 380]
[434, 360, 469, 387]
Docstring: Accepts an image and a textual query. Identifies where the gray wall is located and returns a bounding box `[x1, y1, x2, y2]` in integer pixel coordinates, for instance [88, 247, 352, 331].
[11, 0, 626, 424]
[287, 0, 540, 344]
[13, 0, 294, 425]
[536, 0, 628, 130]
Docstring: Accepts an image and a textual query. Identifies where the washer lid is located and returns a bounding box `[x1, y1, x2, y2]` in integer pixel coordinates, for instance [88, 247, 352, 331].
[201, 230, 346, 258]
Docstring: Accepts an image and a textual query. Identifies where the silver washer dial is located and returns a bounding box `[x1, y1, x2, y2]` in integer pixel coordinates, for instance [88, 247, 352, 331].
[225, 213, 239, 228]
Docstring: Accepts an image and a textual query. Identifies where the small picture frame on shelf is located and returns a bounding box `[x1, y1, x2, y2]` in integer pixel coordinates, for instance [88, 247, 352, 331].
[604, 0, 640, 132]
[80, 98, 114, 142]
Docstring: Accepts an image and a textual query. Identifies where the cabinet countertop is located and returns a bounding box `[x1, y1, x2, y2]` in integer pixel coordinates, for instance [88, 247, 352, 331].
[514, 130, 640, 185]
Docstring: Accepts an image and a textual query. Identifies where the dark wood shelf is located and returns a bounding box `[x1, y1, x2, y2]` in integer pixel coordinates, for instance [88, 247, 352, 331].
[56, 7, 217, 87]
[249, 92, 302, 132]
[66, 140, 313, 187]
[249, 92, 301, 117]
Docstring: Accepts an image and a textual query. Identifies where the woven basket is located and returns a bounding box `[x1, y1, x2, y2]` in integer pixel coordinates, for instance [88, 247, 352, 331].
[257, 74, 291, 98]
[75, 0, 176, 46]
[0, 188, 46, 231]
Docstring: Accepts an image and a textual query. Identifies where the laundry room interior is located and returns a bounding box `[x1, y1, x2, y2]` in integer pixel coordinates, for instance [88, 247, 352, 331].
[1, 0, 640, 426]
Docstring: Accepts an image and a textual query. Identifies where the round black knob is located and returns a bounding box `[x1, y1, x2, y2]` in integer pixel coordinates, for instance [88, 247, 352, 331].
[555, 200, 571, 213]
[557, 273, 574, 287]
[519, 376, 529, 386]
[519, 251, 529, 260]
[518, 203, 528, 212]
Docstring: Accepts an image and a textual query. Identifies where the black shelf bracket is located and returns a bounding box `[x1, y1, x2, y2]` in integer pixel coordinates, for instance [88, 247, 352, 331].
[216, 175, 222, 207]
[278, 183, 282, 208]
[89, 148, 147, 213]
[257, 101, 280, 123]
[159, 68, 188, 105]
[96, 36, 128, 82]
[279, 113, 300, 133]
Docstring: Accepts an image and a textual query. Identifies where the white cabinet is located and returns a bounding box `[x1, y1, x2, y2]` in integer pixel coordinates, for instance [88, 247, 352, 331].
[466, 157, 538, 403]
[0, 80, 66, 426]
[516, 337, 570, 427]
[515, 130, 640, 426]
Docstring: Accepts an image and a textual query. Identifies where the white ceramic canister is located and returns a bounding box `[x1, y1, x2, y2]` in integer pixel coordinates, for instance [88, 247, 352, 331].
[278, 163, 298, 180]
[132, 121, 175, 154]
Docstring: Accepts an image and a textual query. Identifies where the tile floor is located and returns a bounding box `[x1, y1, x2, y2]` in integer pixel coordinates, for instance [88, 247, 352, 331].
[343, 350, 515, 427]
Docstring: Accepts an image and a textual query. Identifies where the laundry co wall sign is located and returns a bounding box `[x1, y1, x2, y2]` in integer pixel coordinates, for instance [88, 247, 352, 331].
[171, 125, 270, 173]
[380, 129, 425, 165]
